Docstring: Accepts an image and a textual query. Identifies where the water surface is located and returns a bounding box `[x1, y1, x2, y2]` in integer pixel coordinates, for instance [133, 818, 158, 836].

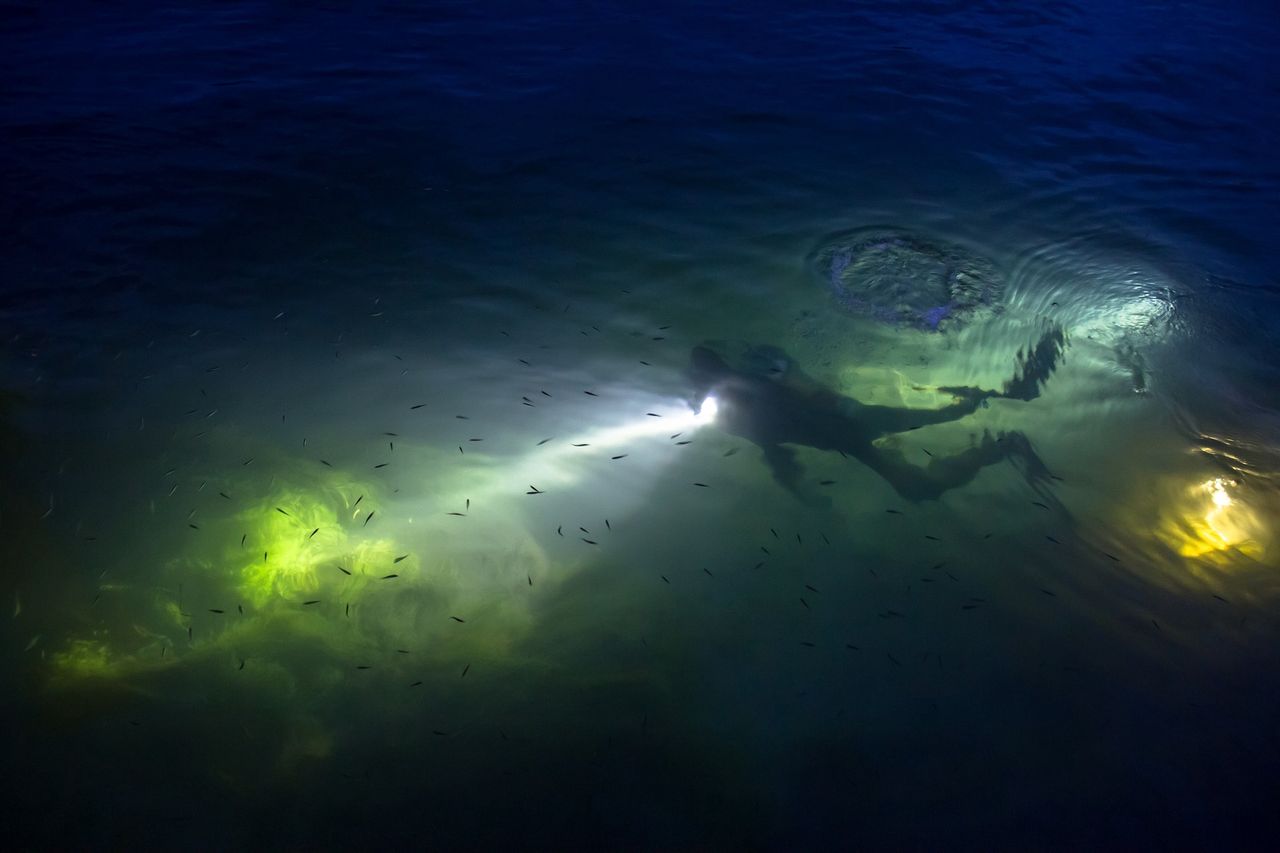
[2, 2, 1278, 849]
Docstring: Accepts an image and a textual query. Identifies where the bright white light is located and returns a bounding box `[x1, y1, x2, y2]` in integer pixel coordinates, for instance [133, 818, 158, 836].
[694, 395, 719, 425]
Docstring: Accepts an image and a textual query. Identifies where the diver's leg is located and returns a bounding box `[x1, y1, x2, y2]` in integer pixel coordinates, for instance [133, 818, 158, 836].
[853, 431, 1007, 501]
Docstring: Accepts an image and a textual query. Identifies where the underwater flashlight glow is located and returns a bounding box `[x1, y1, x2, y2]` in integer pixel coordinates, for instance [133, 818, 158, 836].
[695, 395, 719, 425]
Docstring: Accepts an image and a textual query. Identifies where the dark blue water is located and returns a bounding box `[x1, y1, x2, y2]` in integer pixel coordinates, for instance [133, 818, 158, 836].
[3, 2, 1279, 849]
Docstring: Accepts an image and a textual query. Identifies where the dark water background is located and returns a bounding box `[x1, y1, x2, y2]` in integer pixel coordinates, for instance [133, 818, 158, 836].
[3, 2, 1279, 849]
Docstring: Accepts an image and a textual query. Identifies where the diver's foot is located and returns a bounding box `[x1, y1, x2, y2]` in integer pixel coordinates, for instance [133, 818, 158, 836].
[997, 431, 1056, 493]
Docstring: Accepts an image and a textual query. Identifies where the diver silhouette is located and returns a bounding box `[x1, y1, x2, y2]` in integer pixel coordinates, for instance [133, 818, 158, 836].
[688, 327, 1066, 504]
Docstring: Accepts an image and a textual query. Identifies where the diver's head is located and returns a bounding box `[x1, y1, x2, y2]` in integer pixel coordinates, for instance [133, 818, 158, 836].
[690, 345, 730, 378]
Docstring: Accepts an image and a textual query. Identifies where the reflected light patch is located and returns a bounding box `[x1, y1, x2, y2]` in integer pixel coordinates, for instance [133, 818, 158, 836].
[1157, 476, 1265, 560]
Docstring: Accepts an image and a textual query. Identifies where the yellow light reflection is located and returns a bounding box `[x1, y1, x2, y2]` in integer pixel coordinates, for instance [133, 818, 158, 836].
[1166, 477, 1264, 560]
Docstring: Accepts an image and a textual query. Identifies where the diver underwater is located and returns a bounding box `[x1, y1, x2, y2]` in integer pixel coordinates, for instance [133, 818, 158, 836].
[687, 325, 1067, 505]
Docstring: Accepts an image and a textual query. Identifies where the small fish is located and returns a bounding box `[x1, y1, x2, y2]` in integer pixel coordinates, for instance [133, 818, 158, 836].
[571, 443, 590, 447]
[465, 499, 470, 511]
[611, 454, 628, 460]
[450, 616, 466, 623]
[557, 525, 563, 536]
[187, 626, 193, 641]
[304, 600, 321, 605]
[410, 403, 426, 410]
[639, 360, 651, 365]
[527, 574, 532, 586]
[381, 574, 398, 580]
[208, 608, 224, 614]
[1103, 552, 1120, 562]
[238, 604, 244, 615]
[276, 507, 290, 516]
[646, 412, 661, 417]
[238, 658, 245, 670]
[356, 665, 372, 670]
[605, 519, 611, 531]
[962, 604, 980, 610]
[219, 492, 231, 500]
[660, 575, 670, 584]
[693, 482, 710, 488]
[800, 598, 809, 609]
[1031, 501, 1050, 510]
[374, 463, 388, 469]
[410, 681, 423, 687]
[669, 432, 682, 439]
[309, 528, 319, 539]
[394, 555, 408, 563]
[1151, 619, 1161, 631]
[820, 532, 830, 545]
[675, 440, 692, 445]
[336, 565, 351, 575]
[354, 495, 364, 508]
[584, 391, 598, 397]
[818, 480, 836, 486]
[461, 664, 470, 678]
[1039, 588, 1056, 597]
[924, 535, 940, 541]
[320, 460, 332, 467]
[188, 523, 199, 530]
[922, 449, 933, 457]
[885, 509, 903, 515]
[582, 538, 597, 545]
[845, 643, 860, 651]
[537, 437, 554, 446]
[887, 653, 903, 667]
[345, 603, 350, 617]
[1045, 536, 1060, 544]
[364, 511, 375, 526]
[447, 511, 467, 516]
[703, 568, 714, 577]
[804, 584, 819, 593]
[800, 641, 816, 648]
